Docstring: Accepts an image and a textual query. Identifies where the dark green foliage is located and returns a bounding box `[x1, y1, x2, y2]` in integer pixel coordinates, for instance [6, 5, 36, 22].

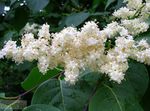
[89, 61, 148, 111]
[22, 61, 149, 111]
[28, 72, 101, 111]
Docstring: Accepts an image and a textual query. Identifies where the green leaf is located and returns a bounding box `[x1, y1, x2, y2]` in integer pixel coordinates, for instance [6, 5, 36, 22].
[65, 12, 90, 27]
[89, 60, 148, 111]
[26, 0, 50, 12]
[31, 79, 91, 111]
[31, 72, 101, 111]
[89, 83, 144, 111]
[105, 0, 116, 10]
[23, 104, 60, 111]
[79, 70, 102, 86]
[126, 60, 149, 99]
[141, 74, 150, 111]
[135, 31, 150, 44]
[21, 67, 61, 91]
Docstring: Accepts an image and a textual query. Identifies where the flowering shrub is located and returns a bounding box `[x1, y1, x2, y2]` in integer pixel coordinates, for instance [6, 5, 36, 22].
[0, 0, 150, 111]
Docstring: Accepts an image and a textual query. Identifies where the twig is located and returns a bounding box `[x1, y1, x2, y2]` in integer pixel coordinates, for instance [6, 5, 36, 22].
[0, 85, 36, 100]
[0, 71, 64, 100]
[83, 78, 102, 111]
[4, 99, 19, 111]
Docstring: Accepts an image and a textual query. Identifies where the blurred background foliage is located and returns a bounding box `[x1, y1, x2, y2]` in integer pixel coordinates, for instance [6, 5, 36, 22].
[0, 0, 149, 110]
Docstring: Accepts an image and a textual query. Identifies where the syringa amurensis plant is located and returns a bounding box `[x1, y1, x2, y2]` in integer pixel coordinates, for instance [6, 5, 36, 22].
[0, 0, 150, 84]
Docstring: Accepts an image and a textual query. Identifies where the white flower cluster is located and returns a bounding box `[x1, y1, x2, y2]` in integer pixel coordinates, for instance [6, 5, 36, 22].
[103, 22, 129, 38]
[0, 0, 150, 84]
[113, 7, 136, 19]
[0, 24, 51, 73]
[23, 23, 38, 33]
[101, 35, 150, 83]
[113, 0, 150, 36]
[121, 19, 149, 35]
[124, 0, 143, 9]
[141, 1, 150, 19]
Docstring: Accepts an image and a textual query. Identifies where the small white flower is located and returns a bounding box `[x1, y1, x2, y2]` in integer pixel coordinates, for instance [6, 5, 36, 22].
[86, 37, 99, 46]
[4, 6, 10, 11]
[109, 71, 125, 84]
[121, 19, 149, 35]
[124, 0, 143, 9]
[113, 7, 136, 19]
[38, 56, 50, 74]
[38, 24, 50, 40]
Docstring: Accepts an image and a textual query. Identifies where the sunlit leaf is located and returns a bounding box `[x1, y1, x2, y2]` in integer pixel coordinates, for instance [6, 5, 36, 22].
[21, 67, 61, 91]
[26, 0, 50, 12]
[65, 12, 90, 27]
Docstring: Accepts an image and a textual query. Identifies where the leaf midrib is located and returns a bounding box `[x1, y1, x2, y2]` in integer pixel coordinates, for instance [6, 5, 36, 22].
[103, 84, 123, 111]
[59, 80, 67, 111]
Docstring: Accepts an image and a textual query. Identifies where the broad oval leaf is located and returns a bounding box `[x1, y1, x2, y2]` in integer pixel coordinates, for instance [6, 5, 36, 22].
[89, 83, 144, 111]
[31, 79, 91, 111]
[89, 60, 148, 111]
[65, 12, 90, 27]
[26, 0, 50, 12]
[21, 67, 61, 91]
[31, 72, 101, 111]
[126, 60, 149, 99]
[23, 104, 60, 111]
